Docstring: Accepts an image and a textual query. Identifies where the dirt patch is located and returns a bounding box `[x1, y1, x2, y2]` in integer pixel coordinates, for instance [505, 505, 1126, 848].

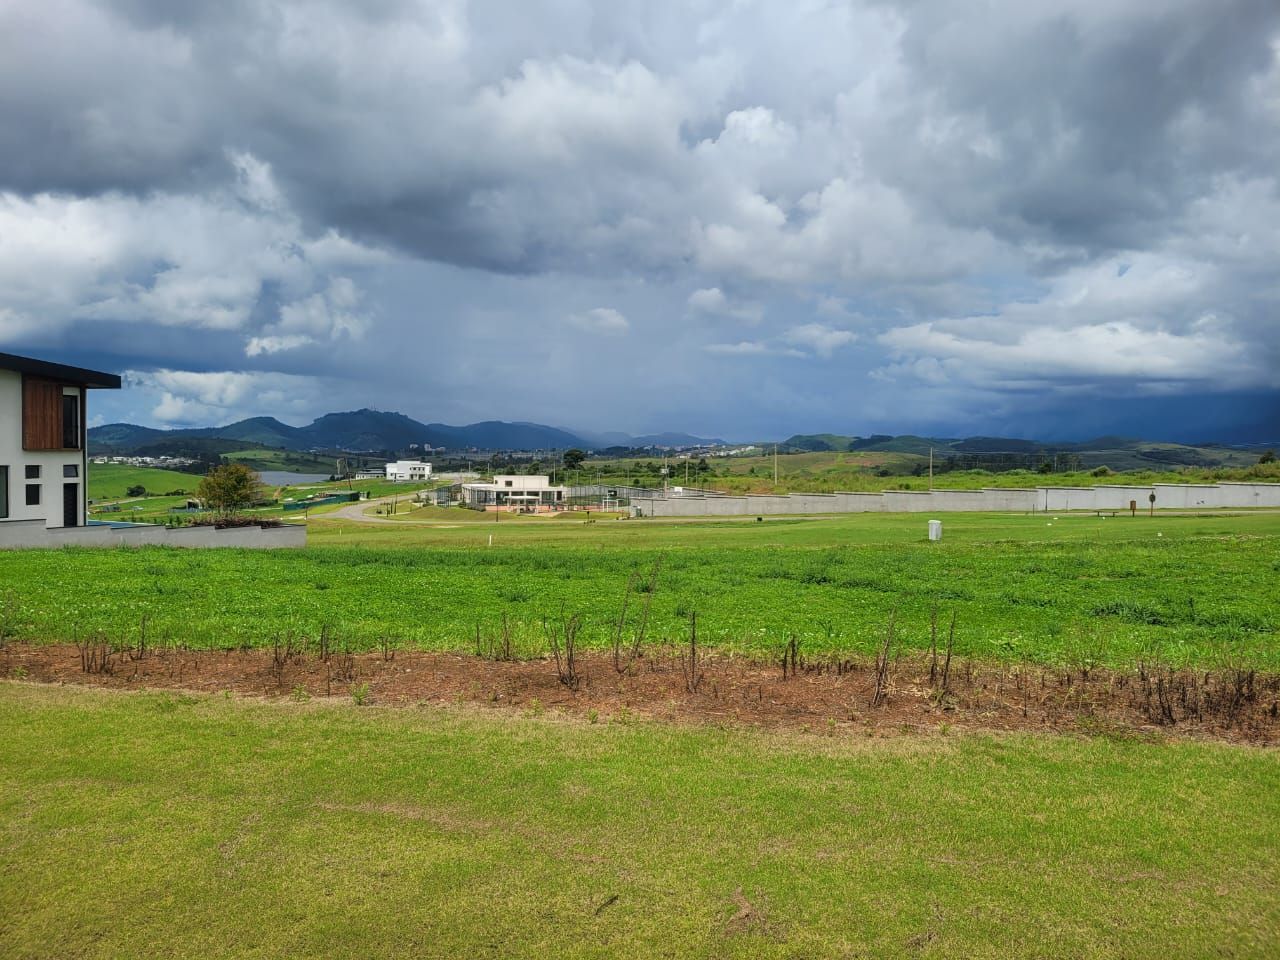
[2, 643, 1277, 744]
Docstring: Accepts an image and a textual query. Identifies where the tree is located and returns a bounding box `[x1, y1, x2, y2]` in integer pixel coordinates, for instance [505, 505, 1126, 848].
[1260, 450, 1277, 465]
[196, 464, 263, 518]
[126, 484, 146, 497]
[562, 448, 587, 471]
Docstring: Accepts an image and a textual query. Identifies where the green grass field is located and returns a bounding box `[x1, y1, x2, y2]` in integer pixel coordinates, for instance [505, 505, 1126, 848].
[1, 683, 1276, 959]
[574, 452, 1280, 495]
[3, 512, 1276, 668]
[87, 463, 199, 500]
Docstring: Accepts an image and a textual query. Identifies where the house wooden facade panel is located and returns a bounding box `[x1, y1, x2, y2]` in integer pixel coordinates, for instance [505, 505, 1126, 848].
[22, 377, 66, 451]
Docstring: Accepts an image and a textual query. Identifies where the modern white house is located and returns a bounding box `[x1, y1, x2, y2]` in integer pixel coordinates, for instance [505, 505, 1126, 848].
[1, 352, 121, 529]
[385, 460, 432, 482]
[462, 474, 567, 512]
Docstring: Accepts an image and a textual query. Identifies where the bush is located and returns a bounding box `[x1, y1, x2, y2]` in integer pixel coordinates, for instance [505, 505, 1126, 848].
[1091, 465, 1113, 477]
[126, 484, 147, 497]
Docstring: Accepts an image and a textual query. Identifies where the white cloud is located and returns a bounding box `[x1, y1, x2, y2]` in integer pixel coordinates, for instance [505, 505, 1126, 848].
[704, 340, 772, 355]
[246, 277, 370, 356]
[686, 286, 764, 323]
[784, 323, 857, 358]
[244, 334, 313, 357]
[566, 306, 629, 335]
[880, 315, 1265, 389]
[0, 154, 384, 344]
[125, 368, 331, 426]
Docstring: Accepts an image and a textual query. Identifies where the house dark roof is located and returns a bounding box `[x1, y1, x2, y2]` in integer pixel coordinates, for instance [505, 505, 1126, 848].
[0, 351, 121, 389]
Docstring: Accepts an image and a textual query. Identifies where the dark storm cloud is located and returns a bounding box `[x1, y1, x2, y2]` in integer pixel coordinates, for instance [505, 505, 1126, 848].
[880, 0, 1280, 254]
[0, 1, 1276, 436]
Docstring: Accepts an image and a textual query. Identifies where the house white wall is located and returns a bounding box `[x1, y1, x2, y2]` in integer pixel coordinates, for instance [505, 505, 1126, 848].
[491, 474, 552, 490]
[385, 460, 432, 481]
[0, 370, 87, 528]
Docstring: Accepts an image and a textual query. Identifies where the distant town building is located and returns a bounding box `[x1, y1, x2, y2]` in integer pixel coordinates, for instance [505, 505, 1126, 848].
[0, 352, 121, 528]
[462, 474, 567, 512]
[385, 460, 432, 482]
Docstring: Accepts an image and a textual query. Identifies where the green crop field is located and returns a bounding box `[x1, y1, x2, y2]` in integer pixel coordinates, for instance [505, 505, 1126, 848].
[3, 512, 1276, 668]
[1, 683, 1276, 959]
[87, 463, 199, 500]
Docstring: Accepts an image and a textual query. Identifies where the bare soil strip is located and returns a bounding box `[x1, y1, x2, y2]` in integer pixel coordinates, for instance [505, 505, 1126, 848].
[5, 643, 1277, 744]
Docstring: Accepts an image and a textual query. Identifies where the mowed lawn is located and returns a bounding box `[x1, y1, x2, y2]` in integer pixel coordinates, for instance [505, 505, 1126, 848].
[0, 683, 1276, 959]
[2, 511, 1277, 668]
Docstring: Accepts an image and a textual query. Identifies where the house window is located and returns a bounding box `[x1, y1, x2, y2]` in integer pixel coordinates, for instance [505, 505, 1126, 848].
[26, 484, 40, 506]
[63, 464, 79, 478]
[62, 394, 80, 449]
[25, 465, 40, 479]
[504, 480, 513, 487]
[0, 466, 7, 519]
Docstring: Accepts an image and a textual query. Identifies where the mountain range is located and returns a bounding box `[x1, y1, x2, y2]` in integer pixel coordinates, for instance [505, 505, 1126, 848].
[87, 409, 1267, 469]
[89, 409, 726, 455]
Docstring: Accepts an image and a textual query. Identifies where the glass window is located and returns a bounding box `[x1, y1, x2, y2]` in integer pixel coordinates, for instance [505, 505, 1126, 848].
[62, 394, 80, 449]
[0, 466, 7, 519]
[63, 464, 79, 478]
[26, 484, 40, 506]
[25, 465, 40, 479]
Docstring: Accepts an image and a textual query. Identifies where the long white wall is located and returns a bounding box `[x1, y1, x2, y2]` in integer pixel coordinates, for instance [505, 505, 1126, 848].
[630, 482, 1280, 517]
[0, 519, 307, 549]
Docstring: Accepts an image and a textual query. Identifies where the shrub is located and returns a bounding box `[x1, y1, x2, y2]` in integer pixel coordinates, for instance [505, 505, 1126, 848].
[196, 464, 264, 518]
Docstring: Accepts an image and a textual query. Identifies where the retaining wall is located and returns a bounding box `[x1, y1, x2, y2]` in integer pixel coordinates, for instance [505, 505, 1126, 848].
[629, 481, 1280, 518]
[0, 520, 307, 549]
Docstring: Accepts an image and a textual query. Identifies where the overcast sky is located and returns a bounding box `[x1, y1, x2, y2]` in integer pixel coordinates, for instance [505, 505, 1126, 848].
[2, 0, 1278, 442]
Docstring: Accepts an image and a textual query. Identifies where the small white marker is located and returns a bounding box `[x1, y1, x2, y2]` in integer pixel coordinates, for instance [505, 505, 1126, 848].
[488, 534, 493, 546]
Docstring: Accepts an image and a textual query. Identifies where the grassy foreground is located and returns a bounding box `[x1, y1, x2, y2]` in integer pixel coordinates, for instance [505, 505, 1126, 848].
[1, 683, 1276, 959]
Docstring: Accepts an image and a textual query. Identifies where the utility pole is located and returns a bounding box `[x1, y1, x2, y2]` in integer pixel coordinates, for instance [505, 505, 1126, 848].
[929, 447, 933, 490]
[773, 444, 779, 486]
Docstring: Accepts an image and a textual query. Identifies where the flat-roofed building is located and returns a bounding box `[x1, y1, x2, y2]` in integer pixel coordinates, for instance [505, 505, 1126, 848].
[385, 460, 432, 482]
[0, 352, 121, 529]
[462, 474, 567, 512]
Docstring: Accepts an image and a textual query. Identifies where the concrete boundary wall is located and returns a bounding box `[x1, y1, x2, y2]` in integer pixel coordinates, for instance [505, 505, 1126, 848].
[0, 520, 307, 549]
[833, 492, 886, 512]
[630, 481, 1280, 518]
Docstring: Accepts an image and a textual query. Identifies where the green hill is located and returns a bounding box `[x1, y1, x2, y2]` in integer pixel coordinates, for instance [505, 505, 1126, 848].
[87, 464, 199, 500]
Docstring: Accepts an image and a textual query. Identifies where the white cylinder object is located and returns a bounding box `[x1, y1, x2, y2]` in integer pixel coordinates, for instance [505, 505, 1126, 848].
[928, 519, 942, 541]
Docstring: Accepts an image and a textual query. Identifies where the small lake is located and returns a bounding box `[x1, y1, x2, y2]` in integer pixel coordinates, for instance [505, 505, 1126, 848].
[258, 470, 332, 487]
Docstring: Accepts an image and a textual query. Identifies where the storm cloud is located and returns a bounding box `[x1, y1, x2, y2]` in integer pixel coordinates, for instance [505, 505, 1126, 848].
[1, 0, 1277, 440]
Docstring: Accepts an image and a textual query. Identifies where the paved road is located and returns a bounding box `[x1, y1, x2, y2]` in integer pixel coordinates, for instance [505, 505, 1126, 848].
[326, 495, 408, 524]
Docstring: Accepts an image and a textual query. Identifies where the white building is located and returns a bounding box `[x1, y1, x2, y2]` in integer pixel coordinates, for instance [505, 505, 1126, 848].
[385, 460, 432, 482]
[462, 474, 567, 512]
[1, 352, 121, 528]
